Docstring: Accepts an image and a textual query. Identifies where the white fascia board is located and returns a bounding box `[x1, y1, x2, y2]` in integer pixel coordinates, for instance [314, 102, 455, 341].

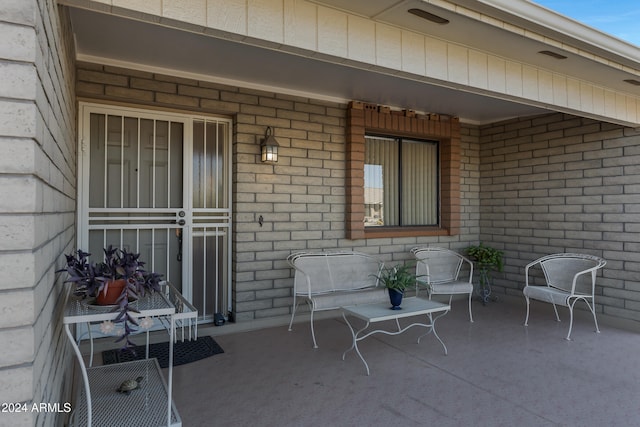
[475, 0, 640, 65]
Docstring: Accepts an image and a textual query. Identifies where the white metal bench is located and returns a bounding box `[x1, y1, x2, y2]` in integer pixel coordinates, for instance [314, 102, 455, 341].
[523, 253, 606, 340]
[287, 251, 386, 348]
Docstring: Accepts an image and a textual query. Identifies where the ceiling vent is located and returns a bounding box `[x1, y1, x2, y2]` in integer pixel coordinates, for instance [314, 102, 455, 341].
[538, 50, 568, 60]
[624, 79, 640, 86]
[408, 8, 449, 25]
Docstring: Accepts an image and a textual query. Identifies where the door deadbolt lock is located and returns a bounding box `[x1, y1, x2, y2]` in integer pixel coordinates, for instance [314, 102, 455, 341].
[176, 211, 186, 226]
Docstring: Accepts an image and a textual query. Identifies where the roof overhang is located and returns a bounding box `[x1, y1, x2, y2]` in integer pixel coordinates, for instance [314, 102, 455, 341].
[61, 0, 640, 127]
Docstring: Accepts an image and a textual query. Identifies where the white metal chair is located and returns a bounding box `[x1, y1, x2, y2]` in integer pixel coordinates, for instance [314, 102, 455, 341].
[523, 253, 606, 340]
[411, 247, 474, 322]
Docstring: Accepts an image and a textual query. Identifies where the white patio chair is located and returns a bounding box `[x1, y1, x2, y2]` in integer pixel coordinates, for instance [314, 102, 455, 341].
[411, 247, 474, 322]
[523, 253, 606, 340]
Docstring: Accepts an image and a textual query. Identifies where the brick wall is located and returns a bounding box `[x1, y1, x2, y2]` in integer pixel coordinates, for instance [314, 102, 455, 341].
[75, 62, 481, 323]
[479, 113, 640, 325]
[0, 1, 76, 426]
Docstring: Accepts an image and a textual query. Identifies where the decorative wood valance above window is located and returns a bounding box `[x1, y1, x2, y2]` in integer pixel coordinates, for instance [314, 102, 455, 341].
[346, 101, 461, 240]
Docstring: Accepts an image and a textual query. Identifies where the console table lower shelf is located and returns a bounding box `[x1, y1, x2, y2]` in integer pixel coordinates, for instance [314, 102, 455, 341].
[71, 359, 181, 427]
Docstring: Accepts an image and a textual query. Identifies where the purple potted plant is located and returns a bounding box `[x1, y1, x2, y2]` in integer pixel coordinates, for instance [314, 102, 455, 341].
[58, 246, 163, 349]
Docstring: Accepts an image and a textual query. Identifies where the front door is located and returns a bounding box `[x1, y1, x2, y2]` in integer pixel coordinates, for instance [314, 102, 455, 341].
[78, 102, 232, 322]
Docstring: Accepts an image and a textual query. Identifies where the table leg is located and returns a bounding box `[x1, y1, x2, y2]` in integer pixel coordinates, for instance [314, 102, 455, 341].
[417, 311, 449, 355]
[65, 324, 92, 427]
[341, 312, 372, 376]
[87, 322, 94, 367]
[168, 315, 174, 427]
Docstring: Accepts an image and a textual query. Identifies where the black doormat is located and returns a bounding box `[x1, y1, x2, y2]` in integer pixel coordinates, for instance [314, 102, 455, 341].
[102, 336, 224, 368]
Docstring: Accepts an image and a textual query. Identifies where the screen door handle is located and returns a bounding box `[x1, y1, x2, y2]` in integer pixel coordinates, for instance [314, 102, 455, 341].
[175, 228, 183, 262]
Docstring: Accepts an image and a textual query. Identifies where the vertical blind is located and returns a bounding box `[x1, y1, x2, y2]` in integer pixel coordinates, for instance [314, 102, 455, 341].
[365, 136, 438, 226]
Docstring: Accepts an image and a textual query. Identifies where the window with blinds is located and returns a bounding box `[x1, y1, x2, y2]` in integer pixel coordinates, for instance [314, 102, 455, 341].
[364, 135, 439, 227]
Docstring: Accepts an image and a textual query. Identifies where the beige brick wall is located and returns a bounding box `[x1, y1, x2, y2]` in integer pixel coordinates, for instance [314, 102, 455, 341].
[479, 113, 640, 324]
[72, 62, 640, 331]
[0, 1, 76, 426]
[75, 62, 482, 323]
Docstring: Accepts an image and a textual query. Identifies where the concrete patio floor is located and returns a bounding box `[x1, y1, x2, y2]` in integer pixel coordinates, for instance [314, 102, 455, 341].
[170, 296, 640, 427]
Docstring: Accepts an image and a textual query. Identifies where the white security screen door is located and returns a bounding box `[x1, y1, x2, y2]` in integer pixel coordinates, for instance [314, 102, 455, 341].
[78, 103, 232, 322]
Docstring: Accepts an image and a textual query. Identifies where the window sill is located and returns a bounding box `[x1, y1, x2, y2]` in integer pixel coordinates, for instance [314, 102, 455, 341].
[364, 227, 450, 239]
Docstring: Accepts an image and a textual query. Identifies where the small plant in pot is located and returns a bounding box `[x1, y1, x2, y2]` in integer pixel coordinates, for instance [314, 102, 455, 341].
[374, 262, 428, 310]
[464, 243, 504, 305]
[58, 246, 163, 349]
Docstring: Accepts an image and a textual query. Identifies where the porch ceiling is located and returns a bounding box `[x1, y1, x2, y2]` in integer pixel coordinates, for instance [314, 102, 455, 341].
[67, 1, 640, 126]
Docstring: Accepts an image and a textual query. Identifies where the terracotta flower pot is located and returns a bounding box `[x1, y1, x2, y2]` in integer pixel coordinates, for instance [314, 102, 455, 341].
[96, 279, 127, 305]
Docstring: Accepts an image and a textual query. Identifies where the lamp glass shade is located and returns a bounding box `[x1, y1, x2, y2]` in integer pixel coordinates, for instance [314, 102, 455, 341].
[261, 136, 279, 163]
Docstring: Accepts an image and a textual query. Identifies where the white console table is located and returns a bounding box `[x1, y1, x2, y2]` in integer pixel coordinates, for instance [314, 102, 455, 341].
[63, 283, 196, 427]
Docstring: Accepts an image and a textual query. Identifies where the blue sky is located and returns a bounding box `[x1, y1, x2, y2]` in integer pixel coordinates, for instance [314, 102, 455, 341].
[533, 0, 640, 47]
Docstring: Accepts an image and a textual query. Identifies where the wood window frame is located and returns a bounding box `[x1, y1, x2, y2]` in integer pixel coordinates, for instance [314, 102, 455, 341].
[346, 101, 461, 239]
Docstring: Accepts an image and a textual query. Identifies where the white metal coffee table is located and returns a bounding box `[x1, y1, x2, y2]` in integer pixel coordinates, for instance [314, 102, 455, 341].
[341, 297, 450, 375]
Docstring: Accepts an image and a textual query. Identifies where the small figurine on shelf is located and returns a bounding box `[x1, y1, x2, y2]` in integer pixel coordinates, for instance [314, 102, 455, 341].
[117, 376, 144, 395]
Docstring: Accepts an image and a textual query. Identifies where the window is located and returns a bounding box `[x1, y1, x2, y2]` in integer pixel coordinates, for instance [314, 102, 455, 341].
[346, 101, 460, 239]
[364, 135, 438, 227]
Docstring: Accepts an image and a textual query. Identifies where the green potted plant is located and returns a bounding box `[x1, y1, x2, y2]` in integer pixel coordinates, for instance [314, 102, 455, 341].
[464, 243, 504, 304]
[58, 246, 163, 349]
[374, 262, 428, 310]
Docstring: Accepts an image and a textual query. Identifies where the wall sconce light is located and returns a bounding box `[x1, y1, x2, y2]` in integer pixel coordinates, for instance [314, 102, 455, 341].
[261, 126, 279, 163]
